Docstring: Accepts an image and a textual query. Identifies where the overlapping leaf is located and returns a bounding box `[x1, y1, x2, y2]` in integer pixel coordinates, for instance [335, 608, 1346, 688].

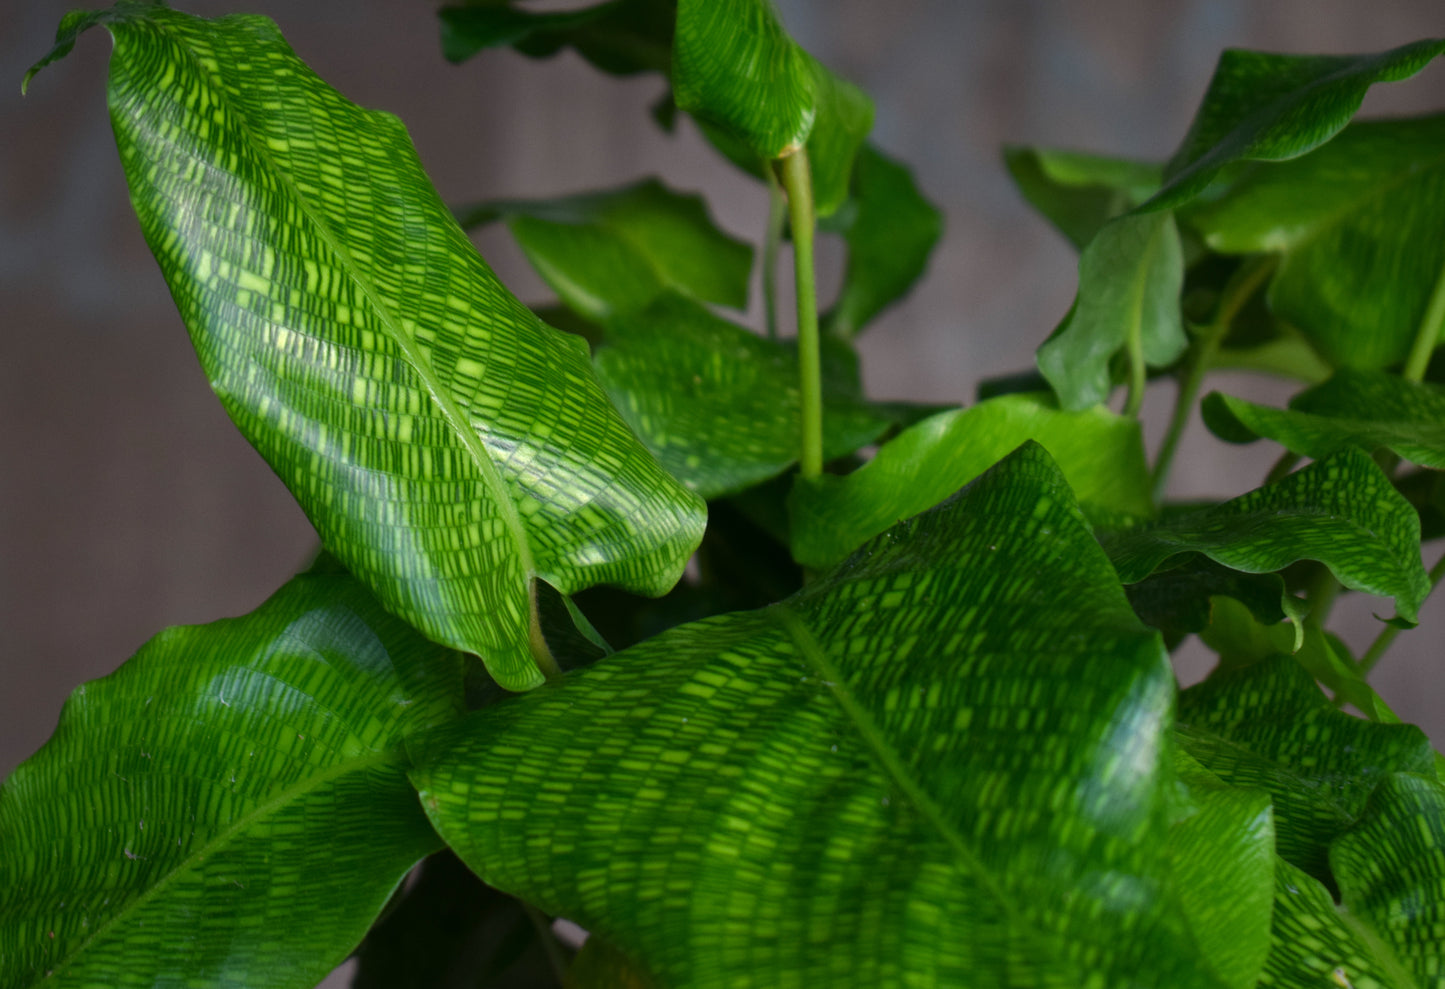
[1101, 449, 1430, 623]
[412, 443, 1233, 988]
[29, 6, 705, 689]
[1143, 38, 1445, 211]
[0, 574, 462, 988]
[788, 392, 1152, 570]
[456, 179, 753, 321]
[593, 293, 894, 498]
[1123, 560, 1306, 645]
[1205, 369, 1445, 467]
[438, 0, 674, 76]
[1037, 211, 1187, 410]
[1175, 656, 1434, 882]
[1003, 146, 1161, 249]
[1188, 115, 1445, 369]
[821, 144, 943, 339]
[672, 0, 872, 215]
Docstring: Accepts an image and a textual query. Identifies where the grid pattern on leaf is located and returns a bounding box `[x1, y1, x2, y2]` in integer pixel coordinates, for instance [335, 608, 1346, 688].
[415, 445, 1224, 988]
[0, 576, 459, 987]
[101, 9, 703, 688]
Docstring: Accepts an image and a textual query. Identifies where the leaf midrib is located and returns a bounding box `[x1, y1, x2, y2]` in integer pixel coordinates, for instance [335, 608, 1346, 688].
[47, 742, 405, 980]
[136, 11, 538, 585]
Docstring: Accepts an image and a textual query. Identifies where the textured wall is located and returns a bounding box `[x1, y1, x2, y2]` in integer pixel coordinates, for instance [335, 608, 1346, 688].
[4, 0, 1444, 793]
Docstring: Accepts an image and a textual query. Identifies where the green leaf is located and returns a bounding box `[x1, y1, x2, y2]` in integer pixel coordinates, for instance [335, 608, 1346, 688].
[438, 0, 674, 77]
[1168, 751, 1275, 989]
[456, 179, 754, 321]
[788, 392, 1152, 570]
[1259, 858, 1421, 989]
[35, 6, 706, 690]
[1332, 773, 1445, 987]
[1003, 146, 1161, 250]
[673, 0, 873, 215]
[822, 144, 943, 339]
[1124, 559, 1306, 645]
[0, 573, 462, 988]
[1205, 370, 1445, 471]
[593, 293, 894, 498]
[1176, 655, 1434, 882]
[1187, 115, 1445, 369]
[1101, 449, 1430, 624]
[413, 443, 1227, 988]
[1144, 38, 1445, 212]
[1037, 211, 1187, 410]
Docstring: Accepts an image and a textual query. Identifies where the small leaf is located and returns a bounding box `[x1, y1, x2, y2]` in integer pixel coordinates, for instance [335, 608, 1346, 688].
[457, 179, 754, 320]
[438, 0, 674, 77]
[1144, 38, 1445, 211]
[593, 293, 894, 498]
[1188, 115, 1445, 369]
[1332, 773, 1445, 987]
[1038, 211, 1187, 410]
[822, 144, 943, 339]
[1124, 559, 1306, 645]
[672, 0, 873, 215]
[0, 574, 462, 988]
[40, 6, 706, 689]
[1003, 146, 1161, 250]
[1101, 449, 1430, 624]
[788, 392, 1152, 570]
[1176, 655, 1434, 882]
[1204, 369, 1445, 468]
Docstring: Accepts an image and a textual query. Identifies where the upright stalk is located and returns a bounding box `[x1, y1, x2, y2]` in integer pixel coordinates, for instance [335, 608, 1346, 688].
[1403, 262, 1445, 382]
[763, 167, 787, 341]
[780, 147, 823, 479]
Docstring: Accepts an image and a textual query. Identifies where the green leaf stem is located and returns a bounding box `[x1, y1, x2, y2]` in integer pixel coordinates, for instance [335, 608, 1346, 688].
[0, 574, 462, 988]
[32, 6, 705, 689]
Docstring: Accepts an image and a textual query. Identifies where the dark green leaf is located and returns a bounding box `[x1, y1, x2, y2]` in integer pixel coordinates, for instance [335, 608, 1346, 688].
[1003, 146, 1161, 250]
[34, 6, 706, 689]
[1101, 449, 1429, 624]
[1259, 858, 1420, 989]
[822, 144, 943, 338]
[0, 574, 462, 988]
[594, 293, 894, 498]
[413, 443, 1226, 988]
[1176, 655, 1434, 882]
[1188, 115, 1445, 369]
[439, 0, 674, 77]
[672, 0, 873, 215]
[789, 392, 1152, 570]
[1144, 39, 1445, 211]
[1037, 211, 1187, 410]
[1168, 751, 1275, 989]
[457, 179, 753, 320]
[1124, 558, 1306, 644]
[1332, 773, 1445, 987]
[1204, 370, 1445, 468]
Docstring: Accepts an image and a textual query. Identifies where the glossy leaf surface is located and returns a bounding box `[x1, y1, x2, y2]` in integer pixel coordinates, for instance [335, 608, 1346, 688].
[33, 6, 705, 689]
[1004, 146, 1160, 249]
[1189, 115, 1445, 369]
[788, 392, 1152, 570]
[0, 574, 462, 988]
[1204, 370, 1445, 468]
[673, 0, 873, 215]
[594, 293, 894, 498]
[1176, 656, 1434, 882]
[457, 179, 753, 321]
[439, 0, 674, 76]
[822, 144, 943, 338]
[1101, 449, 1429, 623]
[414, 444, 1226, 988]
[1145, 38, 1445, 211]
[1038, 211, 1186, 410]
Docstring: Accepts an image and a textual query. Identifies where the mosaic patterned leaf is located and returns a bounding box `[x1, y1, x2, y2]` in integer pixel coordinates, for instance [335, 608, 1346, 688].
[29, 5, 706, 689]
[0, 574, 462, 988]
[413, 443, 1229, 988]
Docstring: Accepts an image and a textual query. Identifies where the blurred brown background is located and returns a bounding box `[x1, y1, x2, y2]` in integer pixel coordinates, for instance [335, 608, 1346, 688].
[5, 1, 1445, 788]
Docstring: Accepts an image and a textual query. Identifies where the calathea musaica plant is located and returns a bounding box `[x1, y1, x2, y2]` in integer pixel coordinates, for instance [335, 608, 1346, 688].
[5, 1, 1445, 986]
